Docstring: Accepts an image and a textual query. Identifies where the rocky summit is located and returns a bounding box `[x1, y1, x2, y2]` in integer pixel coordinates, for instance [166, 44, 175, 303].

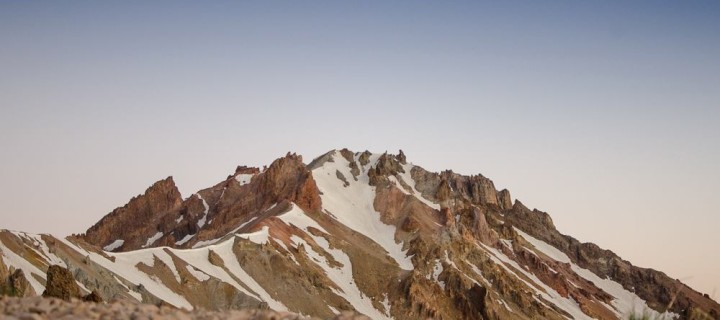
[1, 149, 718, 319]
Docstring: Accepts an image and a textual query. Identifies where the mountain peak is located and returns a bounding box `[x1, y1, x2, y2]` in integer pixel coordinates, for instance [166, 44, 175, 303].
[81, 176, 183, 251]
[4, 149, 716, 319]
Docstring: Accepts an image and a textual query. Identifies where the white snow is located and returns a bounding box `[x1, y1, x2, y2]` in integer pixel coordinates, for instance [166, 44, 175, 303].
[237, 226, 271, 245]
[278, 203, 328, 234]
[10, 232, 67, 268]
[235, 174, 254, 186]
[114, 275, 142, 301]
[197, 215, 207, 228]
[154, 250, 181, 283]
[175, 234, 195, 246]
[228, 217, 259, 235]
[328, 305, 340, 315]
[70, 244, 193, 310]
[274, 202, 389, 319]
[196, 193, 210, 228]
[311, 151, 413, 270]
[290, 234, 390, 320]
[185, 265, 210, 281]
[143, 232, 164, 248]
[103, 239, 124, 251]
[191, 238, 221, 249]
[430, 260, 445, 290]
[212, 237, 287, 311]
[175, 215, 184, 223]
[171, 242, 262, 303]
[381, 293, 392, 316]
[478, 242, 593, 320]
[513, 228, 571, 264]
[500, 239, 513, 251]
[512, 228, 678, 319]
[0, 241, 47, 294]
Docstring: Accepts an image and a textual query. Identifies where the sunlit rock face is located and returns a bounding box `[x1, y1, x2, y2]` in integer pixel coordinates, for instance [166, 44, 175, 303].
[1, 148, 718, 319]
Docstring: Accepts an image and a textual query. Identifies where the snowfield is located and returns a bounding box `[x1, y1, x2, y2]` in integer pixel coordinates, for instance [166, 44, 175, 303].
[311, 151, 414, 270]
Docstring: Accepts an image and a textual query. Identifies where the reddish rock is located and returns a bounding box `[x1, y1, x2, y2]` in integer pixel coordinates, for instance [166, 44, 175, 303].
[82, 176, 183, 251]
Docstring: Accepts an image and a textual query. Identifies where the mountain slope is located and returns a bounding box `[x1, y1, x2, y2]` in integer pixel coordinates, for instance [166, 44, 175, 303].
[1, 149, 717, 319]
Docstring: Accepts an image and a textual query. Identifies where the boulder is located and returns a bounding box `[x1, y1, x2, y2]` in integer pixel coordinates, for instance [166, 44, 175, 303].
[42, 265, 81, 301]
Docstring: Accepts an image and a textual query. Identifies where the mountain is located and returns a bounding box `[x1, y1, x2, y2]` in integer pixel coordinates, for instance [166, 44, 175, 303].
[1, 149, 718, 319]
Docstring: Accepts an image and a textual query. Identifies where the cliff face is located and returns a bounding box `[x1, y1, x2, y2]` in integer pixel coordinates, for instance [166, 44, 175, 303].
[83, 176, 183, 251]
[81, 153, 321, 252]
[1, 149, 717, 320]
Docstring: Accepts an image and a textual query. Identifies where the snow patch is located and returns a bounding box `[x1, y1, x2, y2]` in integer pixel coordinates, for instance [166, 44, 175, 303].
[213, 237, 287, 311]
[196, 194, 210, 228]
[104, 239, 124, 251]
[175, 234, 195, 246]
[235, 174, 254, 186]
[228, 217, 259, 235]
[311, 151, 413, 270]
[185, 265, 210, 281]
[478, 242, 593, 320]
[290, 233, 390, 320]
[278, 203, 328, 234]
[143, 232, 163, 248]
[513, 227, 678, 319]
[0, 241, 47, 294]
[237, 226, 271, 245]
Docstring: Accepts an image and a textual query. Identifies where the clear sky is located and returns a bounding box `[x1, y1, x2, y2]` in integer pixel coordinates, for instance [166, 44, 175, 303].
[1, 1, 718, 298]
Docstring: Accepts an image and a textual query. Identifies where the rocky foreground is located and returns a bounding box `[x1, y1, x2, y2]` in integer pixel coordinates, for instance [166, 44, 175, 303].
[0, 296, 371, 320]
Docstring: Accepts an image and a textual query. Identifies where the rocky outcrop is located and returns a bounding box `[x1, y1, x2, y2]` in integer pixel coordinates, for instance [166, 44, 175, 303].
[1, 267, 36, 297]
[82, 290, 103, 303]
[498, 189, 512, 210]
[82, 177, 183, 251]
[42, 265, 82, 301]
[3, 148, 718, 320]
[504, 202, 720, 318]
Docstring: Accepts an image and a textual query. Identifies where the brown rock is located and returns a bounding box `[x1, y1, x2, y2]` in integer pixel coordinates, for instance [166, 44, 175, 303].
[83, 290, 103, 303]
[397, 150, 407, 165]
[498, 189, 512, 210]
[234, 166, 260, 175]
[3, 269, 36, 297]
[42, 265, 81, 301]
[83, 176, 183, 251]
[358, 151, 372, 167]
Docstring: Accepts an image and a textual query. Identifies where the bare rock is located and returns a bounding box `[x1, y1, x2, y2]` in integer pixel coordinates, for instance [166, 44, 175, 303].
[498, 189, 512, 210]
[235, 166, 260, 175]
[2, 269, 36, 297]
[82, 176, 183, 251]
[358, 151, 372, 167]
[397, 150, 407, 165]
[82, 290, 103, 303]
[339, 149, 360, 179]
[42, 265, 81, 301]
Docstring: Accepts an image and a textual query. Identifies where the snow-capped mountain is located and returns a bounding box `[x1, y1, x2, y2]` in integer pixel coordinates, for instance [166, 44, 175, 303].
[1, 149, 718, 319]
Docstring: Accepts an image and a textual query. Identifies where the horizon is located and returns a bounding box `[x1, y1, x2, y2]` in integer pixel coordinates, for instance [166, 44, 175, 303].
[1, 1, 718, 300]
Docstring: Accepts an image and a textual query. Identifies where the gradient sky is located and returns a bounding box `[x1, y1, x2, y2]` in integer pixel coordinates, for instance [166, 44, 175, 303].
[1, 1, 718, 298]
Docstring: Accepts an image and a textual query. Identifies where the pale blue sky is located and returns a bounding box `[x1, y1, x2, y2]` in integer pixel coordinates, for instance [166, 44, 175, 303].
[1, 1, 718, 296]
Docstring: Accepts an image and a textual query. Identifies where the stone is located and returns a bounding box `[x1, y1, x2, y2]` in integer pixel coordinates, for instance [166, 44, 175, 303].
[42, 265, 81, 301]
[82, 290, 103, 303]
[498, 189, 512, 210]
[82, 176, 183, 252]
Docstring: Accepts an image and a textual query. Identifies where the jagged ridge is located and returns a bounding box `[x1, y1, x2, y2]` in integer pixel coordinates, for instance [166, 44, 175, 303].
[1, 148, 717, 320]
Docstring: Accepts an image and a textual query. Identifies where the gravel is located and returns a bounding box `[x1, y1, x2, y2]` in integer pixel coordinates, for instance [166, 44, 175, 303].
[0, 296, 371, 320]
